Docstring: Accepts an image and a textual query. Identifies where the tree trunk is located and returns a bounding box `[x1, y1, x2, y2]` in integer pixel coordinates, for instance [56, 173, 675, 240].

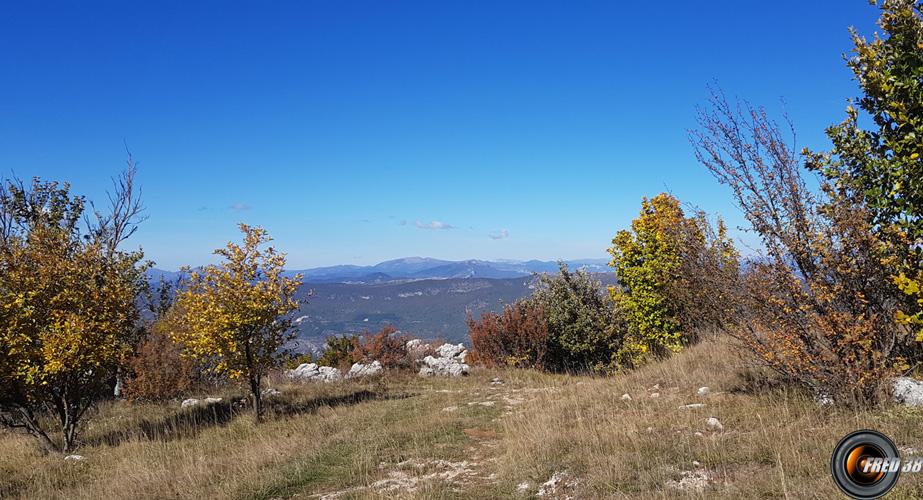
[244, 342, 263, 422]
[16, 406, 58, 453]
[249, 374, 263, 422]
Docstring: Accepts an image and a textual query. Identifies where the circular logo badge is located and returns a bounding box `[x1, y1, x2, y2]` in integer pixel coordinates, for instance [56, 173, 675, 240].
[831, 430, 901, 499]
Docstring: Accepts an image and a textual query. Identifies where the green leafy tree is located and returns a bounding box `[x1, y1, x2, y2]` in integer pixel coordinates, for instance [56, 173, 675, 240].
[608, 193, 738, 367]
[806, 0, 923, 337]
[608, 194, 686, 366]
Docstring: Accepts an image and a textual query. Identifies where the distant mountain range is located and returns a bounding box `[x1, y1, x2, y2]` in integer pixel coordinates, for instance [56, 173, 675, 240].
[147, 257, 611, 284]
[288, 257, 612, 283]
[145, 257, 616, 350]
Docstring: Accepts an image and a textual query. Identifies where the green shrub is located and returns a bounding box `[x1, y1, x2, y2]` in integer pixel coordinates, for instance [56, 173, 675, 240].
[531, 263, 623, 373]
[316, 335, 358, 369]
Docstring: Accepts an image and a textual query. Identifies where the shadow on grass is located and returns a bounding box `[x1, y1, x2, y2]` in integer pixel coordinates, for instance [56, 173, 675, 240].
[88, 389, 415, 448]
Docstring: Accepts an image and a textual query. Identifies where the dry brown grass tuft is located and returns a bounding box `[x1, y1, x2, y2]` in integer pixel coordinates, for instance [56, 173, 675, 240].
[3, 338, 923, 498]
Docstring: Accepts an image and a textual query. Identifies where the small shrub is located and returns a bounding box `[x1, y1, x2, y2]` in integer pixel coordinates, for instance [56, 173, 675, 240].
[532, 264, 623, 373]
[352, 326, 414, 370]
[468, 300, 549, 370]
[316, 335, 358, 370]
[123, 329, 196, 401]
[285, 352, 314, 369]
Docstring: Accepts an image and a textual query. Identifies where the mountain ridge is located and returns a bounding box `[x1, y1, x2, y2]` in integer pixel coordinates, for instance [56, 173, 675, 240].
[147, 257, 612, 284]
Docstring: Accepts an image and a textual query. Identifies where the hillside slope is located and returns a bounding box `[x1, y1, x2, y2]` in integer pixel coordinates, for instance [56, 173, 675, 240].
[291, 274, 618, 348]
[3, 338, 923, 498]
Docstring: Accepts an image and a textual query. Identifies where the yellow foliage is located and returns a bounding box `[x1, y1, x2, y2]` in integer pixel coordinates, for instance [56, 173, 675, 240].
[170, 224, 302, 415]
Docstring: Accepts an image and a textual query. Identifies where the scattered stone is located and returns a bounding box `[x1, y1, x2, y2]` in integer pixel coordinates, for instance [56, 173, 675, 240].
[646, 427, 653, 433]
[705, 417, 724, 432]
[261, 388, 281, 397]
[63, 454, 85, 462]
[650, 384, 660, 391]
[181, 397, 224, 408]
[692, 460, 702, 468]
[287, 363, 343, 383]
[893, 377, 923, 407]
[621, 393, 632, 401]
[490, 377, 504, 386]
[650, 392, 660, 399]
[442, 406, 459, 412]
[346, 360, 383, 379]
[680, 403, 705, 410]
[815, 393, 834, 406]
[694, 432, 705, 438]
[536, 471, 578, 498]
[502, 395, 525, 406]
[362, 458, 478, 495]
[467, 401, 495, 407]
[516, 481, 531, 493]
[665, 469, 712, 492]
[697, 386, 710, 396]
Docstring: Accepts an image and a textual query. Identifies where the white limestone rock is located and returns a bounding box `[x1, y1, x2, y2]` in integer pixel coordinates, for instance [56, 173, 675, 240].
[347, 360, 383, 379]
[404, 339, 431, 357]
[893, 377, 923, 407]
[287, 363, 343, 383]
[181, 398, 200, 409]
[419, 355, 469, 377]
[436, 343, 468, 362]
[705, 417, 724, 432]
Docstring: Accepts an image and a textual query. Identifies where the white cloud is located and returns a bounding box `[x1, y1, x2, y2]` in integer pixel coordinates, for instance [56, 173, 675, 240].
[489, 229, 510, 240]
[415, 220, 455, 230]
[229, 202, 251, 212]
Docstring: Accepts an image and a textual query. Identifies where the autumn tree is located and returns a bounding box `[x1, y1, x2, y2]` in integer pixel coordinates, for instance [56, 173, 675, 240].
[805, 0, 923, 338]
[607, 193, 738, 367]
[171, 224, 302, 420]
[0, 170, 148, 452]
[691, 89, 915, 405]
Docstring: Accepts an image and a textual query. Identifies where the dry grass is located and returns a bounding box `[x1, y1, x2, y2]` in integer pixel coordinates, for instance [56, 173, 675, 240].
[3, 337, 923, 498]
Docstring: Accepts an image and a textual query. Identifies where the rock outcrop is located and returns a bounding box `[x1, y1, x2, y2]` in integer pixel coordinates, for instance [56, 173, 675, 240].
[347, 360, 383, 379]
[893, 377, 923, 406]
[419, 343, 469, 377]
[287, 363, 343, 383]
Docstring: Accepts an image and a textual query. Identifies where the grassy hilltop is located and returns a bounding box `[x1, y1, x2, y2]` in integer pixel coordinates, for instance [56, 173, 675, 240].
[5, 337, 923, 499]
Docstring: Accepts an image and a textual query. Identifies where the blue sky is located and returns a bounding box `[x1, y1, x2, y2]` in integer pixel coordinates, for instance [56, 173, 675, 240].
[1, 1, 880, 269]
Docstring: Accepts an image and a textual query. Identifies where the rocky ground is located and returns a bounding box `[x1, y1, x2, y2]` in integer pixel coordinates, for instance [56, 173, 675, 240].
[5, 337, 923, 499]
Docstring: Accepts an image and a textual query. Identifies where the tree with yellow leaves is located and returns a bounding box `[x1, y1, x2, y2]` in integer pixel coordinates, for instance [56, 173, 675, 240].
[608, 193, 739, 367]
[171, 224, 302, 420]
[0, 169, 148, 453]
